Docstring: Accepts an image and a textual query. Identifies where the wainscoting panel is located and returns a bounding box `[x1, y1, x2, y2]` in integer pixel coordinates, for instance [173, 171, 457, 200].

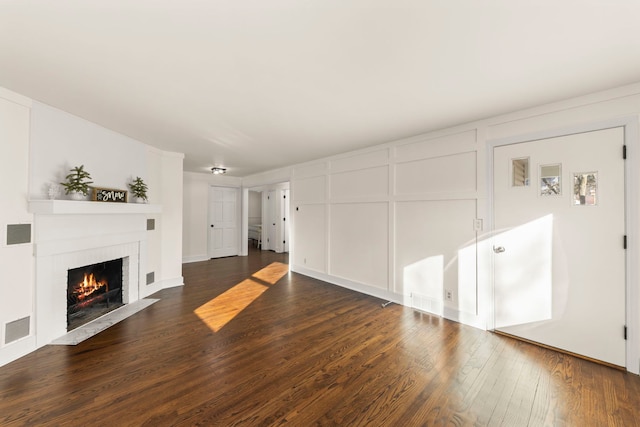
[291, 175, 326, 203]
[292, 204, 326, 273]
[395, 199, 477, 315]
[329, 202, 388, 290]
[395, 151, 477, 195]
[395, 129, 477, 163]
[330, 165, 389, 201]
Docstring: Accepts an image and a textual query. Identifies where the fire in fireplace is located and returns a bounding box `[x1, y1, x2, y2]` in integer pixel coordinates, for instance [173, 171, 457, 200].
[67, 258, 124, 331]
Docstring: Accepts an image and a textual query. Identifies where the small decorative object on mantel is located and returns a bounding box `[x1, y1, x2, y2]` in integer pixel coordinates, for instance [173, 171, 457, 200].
[47, 183, 62, 200]
[60, 165, 93, 200]
[128, 176, 148, 203]
[92, 187, 128, 203]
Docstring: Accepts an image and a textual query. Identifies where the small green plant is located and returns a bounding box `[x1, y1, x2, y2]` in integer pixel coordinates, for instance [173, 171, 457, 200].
[128, 176, 148, 201]
[60, 165, 93, 195]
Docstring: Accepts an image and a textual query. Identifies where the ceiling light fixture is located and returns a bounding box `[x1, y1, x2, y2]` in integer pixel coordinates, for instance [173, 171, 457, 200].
[211, 167, 227, 175]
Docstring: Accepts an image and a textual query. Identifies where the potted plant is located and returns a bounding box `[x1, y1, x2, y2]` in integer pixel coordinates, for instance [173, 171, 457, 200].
[128, 176, 148, 203]
[60, 165, 93, 200]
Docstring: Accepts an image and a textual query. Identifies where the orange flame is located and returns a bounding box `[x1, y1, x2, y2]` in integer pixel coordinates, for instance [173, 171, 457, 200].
[74, 273, 108, 300]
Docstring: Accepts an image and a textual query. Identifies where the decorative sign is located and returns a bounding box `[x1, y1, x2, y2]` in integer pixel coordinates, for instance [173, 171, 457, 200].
[92, 187, 128, 203]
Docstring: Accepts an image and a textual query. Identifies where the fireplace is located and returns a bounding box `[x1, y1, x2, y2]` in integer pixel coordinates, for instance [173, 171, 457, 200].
[67, 258, 125, 331]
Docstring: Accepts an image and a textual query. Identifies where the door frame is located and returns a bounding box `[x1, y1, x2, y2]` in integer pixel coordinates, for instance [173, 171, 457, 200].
[486, 116, 639, 374]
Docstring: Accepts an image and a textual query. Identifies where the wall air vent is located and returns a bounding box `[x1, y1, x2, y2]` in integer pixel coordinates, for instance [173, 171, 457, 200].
[5, 316, 30, 344]
[6, 223, 31, 245]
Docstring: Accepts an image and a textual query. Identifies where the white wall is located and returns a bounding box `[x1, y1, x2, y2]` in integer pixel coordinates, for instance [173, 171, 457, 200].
[155, 152, 184, 292]
[241, 82, 640, 372]
[182, 172, 242, 263]
[29, 102, 148, 200]
[142, 148, 185, 297]
[0, 88, 34, 364]
[289, 138, 481, 325]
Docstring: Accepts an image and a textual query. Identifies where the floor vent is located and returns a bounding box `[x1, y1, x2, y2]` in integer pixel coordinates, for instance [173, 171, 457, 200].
[411, 293, 443, 316]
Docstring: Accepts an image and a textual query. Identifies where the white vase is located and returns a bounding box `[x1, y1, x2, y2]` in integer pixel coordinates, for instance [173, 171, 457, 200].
[69, 191, 85, 201]
[135, 197, 147, 203]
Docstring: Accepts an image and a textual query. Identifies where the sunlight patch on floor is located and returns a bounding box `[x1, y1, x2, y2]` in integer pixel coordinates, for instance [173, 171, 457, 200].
[194, 262, 289, 332]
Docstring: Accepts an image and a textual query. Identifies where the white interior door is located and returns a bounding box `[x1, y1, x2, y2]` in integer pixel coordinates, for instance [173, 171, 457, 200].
[493, 127, 626, 367]
[265, 190, 277, 251]
[208, 186, 238, 258]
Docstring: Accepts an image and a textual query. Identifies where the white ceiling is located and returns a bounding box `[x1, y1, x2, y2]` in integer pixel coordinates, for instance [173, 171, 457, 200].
[2, 1, 640, 176]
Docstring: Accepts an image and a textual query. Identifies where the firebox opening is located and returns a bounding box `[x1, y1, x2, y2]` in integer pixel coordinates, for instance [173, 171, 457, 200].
[67, 258, 124, 331]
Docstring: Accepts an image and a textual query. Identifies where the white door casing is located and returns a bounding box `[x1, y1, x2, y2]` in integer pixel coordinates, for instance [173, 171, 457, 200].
[492, 127, 626, 367]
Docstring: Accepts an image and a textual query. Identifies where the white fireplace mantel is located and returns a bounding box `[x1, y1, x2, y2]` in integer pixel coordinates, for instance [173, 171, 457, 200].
[29, 199, 158, 347]
[28, 200, 162, 215]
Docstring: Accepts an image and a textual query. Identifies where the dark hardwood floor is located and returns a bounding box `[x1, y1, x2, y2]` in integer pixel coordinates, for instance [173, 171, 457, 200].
[2, 247, 640, 426]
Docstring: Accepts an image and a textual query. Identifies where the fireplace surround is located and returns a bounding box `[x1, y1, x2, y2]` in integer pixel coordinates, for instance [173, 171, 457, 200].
[29, 200, 161, 347]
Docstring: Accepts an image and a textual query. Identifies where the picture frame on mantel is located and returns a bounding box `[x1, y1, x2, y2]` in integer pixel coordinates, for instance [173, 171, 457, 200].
[92, 187, 128, 203]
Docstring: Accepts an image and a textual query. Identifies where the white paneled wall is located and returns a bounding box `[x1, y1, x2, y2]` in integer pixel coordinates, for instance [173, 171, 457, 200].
[395, 200, 476, 314]
[291, 204, 326, 272]
[395, 152, 476, 196]
[330, 202, 389, 289]
[290, 132, 481, 322]
[331, 166, 389, 201]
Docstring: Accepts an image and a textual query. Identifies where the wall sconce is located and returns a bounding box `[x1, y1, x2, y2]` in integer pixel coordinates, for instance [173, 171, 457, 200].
[211, 167, 227, 175]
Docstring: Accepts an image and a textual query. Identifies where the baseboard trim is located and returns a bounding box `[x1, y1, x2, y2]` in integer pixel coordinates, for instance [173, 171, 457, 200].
[291, 265, 400, 305]
[141, 276, 184, 298]
[182, 255, 209, 264]
[292, 265, 487, 331]
[0, 335, 36, 368]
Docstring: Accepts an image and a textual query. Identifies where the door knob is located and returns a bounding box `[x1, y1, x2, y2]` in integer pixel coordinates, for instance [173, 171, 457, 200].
[493, 246, 505, 253]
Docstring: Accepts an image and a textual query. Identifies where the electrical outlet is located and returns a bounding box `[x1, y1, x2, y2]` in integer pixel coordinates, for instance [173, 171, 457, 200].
[445, 290, 453, 301]
[474, 219, 483, 231]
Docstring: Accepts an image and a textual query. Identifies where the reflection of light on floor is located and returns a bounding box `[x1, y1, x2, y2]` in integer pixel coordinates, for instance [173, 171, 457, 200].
[251, 262, 289, 285]
[195, 262, 288, 332]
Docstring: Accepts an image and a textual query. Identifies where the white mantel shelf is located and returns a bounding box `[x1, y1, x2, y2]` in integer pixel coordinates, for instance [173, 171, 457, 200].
[28, 200, 162, 215]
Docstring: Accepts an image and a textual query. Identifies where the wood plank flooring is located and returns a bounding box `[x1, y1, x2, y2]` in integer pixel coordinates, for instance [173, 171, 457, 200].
[2, 248, 640, 426]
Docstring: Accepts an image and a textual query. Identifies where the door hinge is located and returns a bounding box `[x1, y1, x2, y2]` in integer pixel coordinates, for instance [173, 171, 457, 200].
[623, 145, 627, 159]
[624, 235, 627, 249]
[283, 217, 286, 221]
[283, 240, 286, 244]
[283, 195, 286, 199]
[624, 325, 628, 340]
